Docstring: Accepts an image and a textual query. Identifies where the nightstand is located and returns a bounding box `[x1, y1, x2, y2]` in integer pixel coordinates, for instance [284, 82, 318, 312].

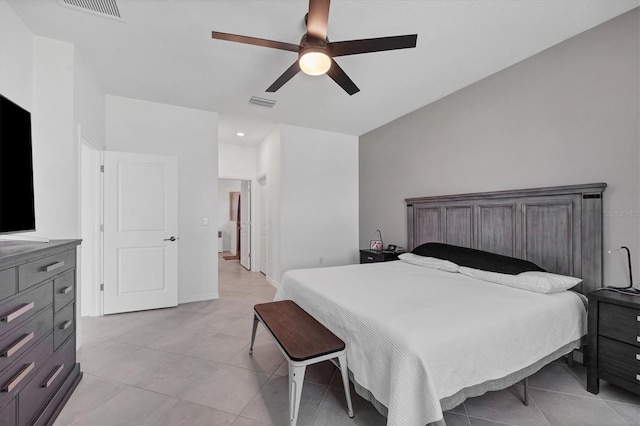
[359, 249, 400, 264]
[587, 289, 640, 395]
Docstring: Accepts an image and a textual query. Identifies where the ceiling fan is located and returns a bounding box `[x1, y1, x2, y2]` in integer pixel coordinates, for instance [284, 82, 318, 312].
[211, 0, 417, 95]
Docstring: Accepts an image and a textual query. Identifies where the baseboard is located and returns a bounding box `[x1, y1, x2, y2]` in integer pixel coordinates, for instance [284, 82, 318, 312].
[266, 276, 279, 289]
[178, 292, 219, 304]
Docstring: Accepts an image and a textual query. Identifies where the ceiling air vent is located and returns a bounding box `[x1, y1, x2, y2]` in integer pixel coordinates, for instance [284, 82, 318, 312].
[58, 0, 122, 21]
[249, 96, 277, 108]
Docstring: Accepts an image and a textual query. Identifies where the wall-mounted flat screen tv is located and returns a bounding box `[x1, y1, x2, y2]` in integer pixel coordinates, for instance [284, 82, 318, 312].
[0, 94, 36, 234]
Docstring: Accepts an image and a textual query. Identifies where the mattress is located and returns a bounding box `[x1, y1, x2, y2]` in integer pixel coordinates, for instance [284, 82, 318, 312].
[274, 260, 587, 425]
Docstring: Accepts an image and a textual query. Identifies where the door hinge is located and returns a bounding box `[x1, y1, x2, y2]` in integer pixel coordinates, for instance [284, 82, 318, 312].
[100, 284, 104, 291]
[100, 224, 104, 232]
[100, 165, 104, 172]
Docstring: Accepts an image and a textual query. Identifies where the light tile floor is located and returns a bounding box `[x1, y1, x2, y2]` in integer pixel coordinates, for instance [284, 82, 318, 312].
[56, 256, 640, 425]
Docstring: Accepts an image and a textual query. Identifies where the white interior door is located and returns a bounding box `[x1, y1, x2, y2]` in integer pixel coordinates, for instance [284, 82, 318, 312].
[259, 177, 267, 274]
[103, 151, 178, 314]
[240, 180, 251, 270]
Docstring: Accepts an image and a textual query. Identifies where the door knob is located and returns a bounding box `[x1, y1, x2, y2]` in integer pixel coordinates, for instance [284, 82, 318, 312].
[164, 236, 177, 242]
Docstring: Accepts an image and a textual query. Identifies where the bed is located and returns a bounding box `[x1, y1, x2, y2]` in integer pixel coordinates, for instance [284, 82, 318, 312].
[274, 183, 606, 425]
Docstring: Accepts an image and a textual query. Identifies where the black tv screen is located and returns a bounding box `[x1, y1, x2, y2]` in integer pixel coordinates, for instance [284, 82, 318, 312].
[0, 94, 36, 234]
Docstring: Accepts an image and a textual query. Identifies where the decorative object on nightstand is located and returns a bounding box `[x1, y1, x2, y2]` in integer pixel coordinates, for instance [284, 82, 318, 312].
[604, 246, 639, 295]
[587, 289, 640, 395]
[370, 229, 384, 251]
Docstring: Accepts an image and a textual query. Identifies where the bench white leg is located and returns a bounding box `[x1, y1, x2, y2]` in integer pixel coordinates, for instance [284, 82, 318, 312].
[338, 354, 354, 418]
[249, 314, 259, 355]
[289, 363, 306, 426]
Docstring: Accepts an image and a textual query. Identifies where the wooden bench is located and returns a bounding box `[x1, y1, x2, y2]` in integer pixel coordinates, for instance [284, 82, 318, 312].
[250, 300, 354, 426]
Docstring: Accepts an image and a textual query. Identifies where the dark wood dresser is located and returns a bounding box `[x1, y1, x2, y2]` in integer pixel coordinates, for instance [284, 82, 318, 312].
[0, 239, 82, 425]
[587, 289, 640, 396]
[359, 249, 400, 264]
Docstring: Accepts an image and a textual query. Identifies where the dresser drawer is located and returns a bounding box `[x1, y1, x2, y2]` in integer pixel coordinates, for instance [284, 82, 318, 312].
[599, 303, 640, 347]
[0, 282, 53, 339]
[53, 304, 74, 350]
[18, 336, 75, 426]
[17, 250, 75, 293]
[0, 398, 16, 426]
[53, 271, 75, 313]
[0, 308, 52, 375]
[0, 333, 53, 409]
[0, 268, 16, 304]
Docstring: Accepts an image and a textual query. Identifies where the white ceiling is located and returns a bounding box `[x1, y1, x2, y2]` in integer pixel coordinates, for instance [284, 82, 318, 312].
[7, 0, 639, 143]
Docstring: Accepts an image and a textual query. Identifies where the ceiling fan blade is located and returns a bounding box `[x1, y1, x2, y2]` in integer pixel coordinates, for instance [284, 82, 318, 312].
[330, 34, 417, 57]
[326, 59, 359, 95]
[212, 31, 299, 53]
[306, 0, 330, 40]
[266, 61, 301, 92]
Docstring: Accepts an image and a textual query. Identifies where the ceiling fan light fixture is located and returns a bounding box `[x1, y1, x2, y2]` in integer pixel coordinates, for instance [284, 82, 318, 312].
[299, 49, 331, 76]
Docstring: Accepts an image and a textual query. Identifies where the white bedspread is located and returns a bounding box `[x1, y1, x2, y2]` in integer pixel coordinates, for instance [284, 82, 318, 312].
[275, 261, 587, 425]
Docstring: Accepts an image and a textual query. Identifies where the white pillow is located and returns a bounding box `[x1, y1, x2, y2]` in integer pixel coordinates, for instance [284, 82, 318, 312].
[398, 253, 459, 272]
[458, 266, 582, 294]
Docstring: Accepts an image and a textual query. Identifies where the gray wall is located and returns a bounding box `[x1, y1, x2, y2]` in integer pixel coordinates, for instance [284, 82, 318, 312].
[360, 9, 639, 286]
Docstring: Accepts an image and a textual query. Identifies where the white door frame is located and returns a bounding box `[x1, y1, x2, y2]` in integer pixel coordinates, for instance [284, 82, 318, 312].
[78, 126, 104, 318]
[219, 175, 257, 271]
[257, 174, 267, 275]
[239, 180, 251, 270]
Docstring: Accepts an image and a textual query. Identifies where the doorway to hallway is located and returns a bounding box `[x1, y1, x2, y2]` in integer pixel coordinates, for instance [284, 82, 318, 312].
[218, 178, 251, 270]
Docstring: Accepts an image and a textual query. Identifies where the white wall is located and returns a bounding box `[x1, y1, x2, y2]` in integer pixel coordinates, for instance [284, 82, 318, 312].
[278, 125, 359, 281]
[74, 49, 106, 150]
[0, 0, 32, 110]
[31, 36, 78, 239]
[218, 144, 256, 179]
[360, 10, 639, 286]
[218, 179, 241, 252]
[106, 95, 219, 303]
[1, 2, 106, 242]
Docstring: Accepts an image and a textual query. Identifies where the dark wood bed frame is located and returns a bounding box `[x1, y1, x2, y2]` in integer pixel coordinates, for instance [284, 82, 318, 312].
[406, 183, 607, 294]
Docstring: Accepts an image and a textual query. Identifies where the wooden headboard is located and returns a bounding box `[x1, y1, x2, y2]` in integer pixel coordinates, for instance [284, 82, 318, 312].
[405, 183, 606, 294]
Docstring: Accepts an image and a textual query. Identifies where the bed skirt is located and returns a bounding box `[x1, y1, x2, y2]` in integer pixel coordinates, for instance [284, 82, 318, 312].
[346, 339, 581, 426]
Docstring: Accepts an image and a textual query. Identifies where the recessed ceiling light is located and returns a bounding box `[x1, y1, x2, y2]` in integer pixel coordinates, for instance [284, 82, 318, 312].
[236, 132, 245, 137]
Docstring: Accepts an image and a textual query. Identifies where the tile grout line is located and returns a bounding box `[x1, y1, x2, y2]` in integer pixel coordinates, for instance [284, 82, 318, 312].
[561, 362, 587, 387]
[527, 390, 553, 426]
[600, 399, 638, 426]
[310, 370, 335, 426]
[466, 414, 512, 426]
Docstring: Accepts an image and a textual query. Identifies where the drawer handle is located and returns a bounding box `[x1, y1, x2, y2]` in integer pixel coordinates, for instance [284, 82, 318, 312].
[3, 362, 35, 393]
[637, 336, 640, 343]
[367, 256, 374, 261]
[60, 320, 73, 330]
[637, 374, 640, 382]
[60, 286, 73, 295]
[2, 302, 34, 323]
[42, 364, 65, 388]
[636, 354, 640, 361]
[2, 332, 34, 358]
[43, 261, 64, 273]
[637, 315, 640, 322]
